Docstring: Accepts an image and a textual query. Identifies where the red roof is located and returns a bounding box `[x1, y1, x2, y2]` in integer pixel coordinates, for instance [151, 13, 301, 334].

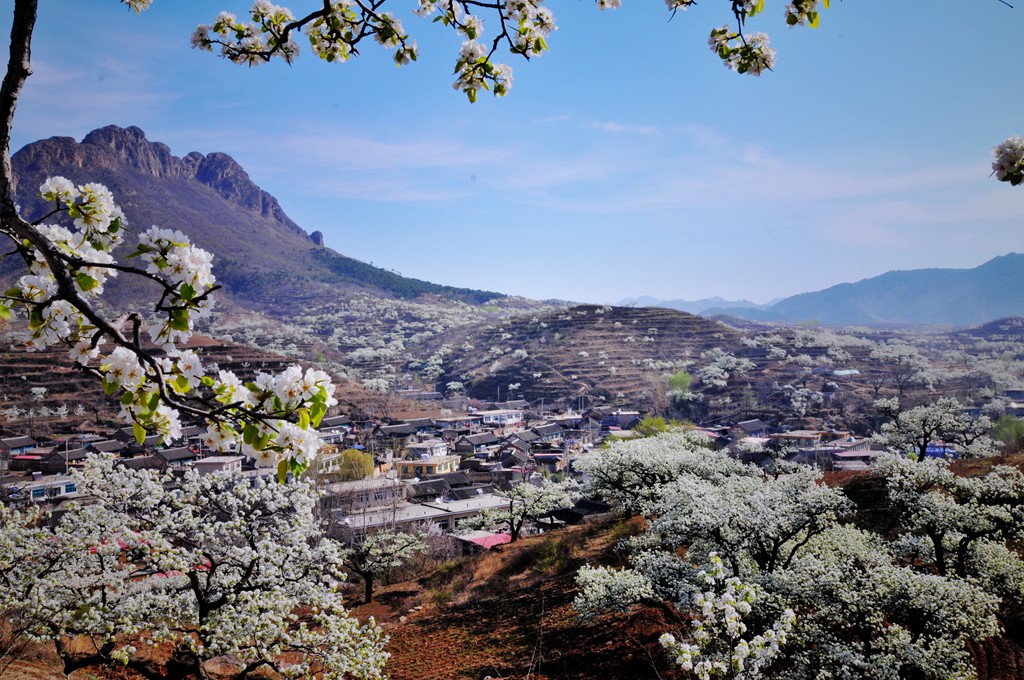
[465, 532, 511, 550]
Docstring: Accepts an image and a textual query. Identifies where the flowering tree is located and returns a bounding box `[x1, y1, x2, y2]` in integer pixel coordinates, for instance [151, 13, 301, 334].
[659, 555, 796, 679]
[875, 397, 999, 462]
[464, 477, 580, 542]
[335, 528, 428, 603]
[640, 465, 851, 578]
[575, 429, 750, 517]
[0, 456, 389, 679]
[773, 525, 1001, 680]
[869, 341, 932, 397]
[696, 348, 755, 391]
[876, 453, 1024, 584]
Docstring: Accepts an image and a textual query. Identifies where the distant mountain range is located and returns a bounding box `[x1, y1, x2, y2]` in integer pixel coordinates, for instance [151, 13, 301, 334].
[617, 296, 778, 315]
[702, 254, 1024, 326]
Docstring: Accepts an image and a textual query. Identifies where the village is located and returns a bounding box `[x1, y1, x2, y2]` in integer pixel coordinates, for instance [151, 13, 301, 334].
[0, 390, 891, 552]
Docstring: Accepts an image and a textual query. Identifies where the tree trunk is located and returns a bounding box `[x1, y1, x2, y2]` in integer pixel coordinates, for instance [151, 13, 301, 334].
[364, 573, 374, 604]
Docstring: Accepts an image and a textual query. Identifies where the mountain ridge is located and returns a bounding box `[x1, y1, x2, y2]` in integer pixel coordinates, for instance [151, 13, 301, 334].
[703, 253, 1024, 326]
[10, 125, 504, 310]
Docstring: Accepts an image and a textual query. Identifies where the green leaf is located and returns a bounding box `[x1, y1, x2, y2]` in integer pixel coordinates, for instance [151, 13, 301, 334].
[133, 422, 147, 445]
[298, 408, 310, 430]
[310, 401, 327, 428]
[103, 378, 120, 396]
[277, 459, 288, 484]
[173, 375, 191, 394]
[169, 308, 190, 332]
[254, 433, 271, 450]
[201, 376, 215, 387]
[75, 272, 99, 292]
[28, 307, 43, 330]
[809, 11, 819, 28]
[5, 287, 22, 299]
[823, 0, 830, 8]
[120, 392, 135, 406]
[243, 423, 258, 446]
[179, 283, 196, 302]
[0, 304, 10, 320]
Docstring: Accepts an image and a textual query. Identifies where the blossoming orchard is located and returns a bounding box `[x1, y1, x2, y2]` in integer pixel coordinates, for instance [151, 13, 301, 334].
[0, 0, 1022, 678]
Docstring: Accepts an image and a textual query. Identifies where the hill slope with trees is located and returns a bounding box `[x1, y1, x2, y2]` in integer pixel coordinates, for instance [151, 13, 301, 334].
[10, 125, 506, 313]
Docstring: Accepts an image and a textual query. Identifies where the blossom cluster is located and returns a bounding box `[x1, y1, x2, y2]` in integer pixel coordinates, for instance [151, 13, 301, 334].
[452, 40, 514, 102]
[185, 0, 845, 102]
[120, 0, 153, 12]
[196, 1, 300, 65]
[992, 135, 1024, 186]
[784, 0, 825, 27]
[462, 478, 580, 541]
[573, 564, 656, 620]
[658, 555, 795, 679]
[708, 26, 777, 76]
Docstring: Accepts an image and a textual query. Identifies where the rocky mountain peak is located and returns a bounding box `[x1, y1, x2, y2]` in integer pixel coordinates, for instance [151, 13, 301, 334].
[15, 125, 311, 241]
[80, 125, 178, 177]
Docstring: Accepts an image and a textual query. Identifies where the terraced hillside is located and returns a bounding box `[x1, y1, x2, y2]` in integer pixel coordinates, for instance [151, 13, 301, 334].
[419, 309, 1024, 434]
[435, 304, 745, 407]
[0, 327, 402, 439]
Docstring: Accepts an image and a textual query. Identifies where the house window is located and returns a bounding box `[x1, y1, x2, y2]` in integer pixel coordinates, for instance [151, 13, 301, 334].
[65, 483, 76, 494]
[31, 488, 44, 499]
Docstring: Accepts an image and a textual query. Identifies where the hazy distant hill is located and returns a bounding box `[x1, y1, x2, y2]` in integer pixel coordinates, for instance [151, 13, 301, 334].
[617, 295, 774, 315]
[10, 125, 502, 312]
[706, 254, 1024, 326]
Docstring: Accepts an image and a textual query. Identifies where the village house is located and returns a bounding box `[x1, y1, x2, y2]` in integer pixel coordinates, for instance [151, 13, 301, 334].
[769, 429, 853, 449]
[730, 419, 771, 440]
[322, 476, 405, 515]
[193, 456, 243, 475]
[455, 432, 500, 456]
[15, 473, 81, 506]
[373, 423, 418, 452]
[405, 440, 450, 459]
[157, 446, 198, 468]
[395, 454, 461, 480]
[475, 408, 524, 429]
[86, 439, 128, 456]
[0, 436, 37, 458]
[40, 448, 89, 474]
[433, 414, 484, 430]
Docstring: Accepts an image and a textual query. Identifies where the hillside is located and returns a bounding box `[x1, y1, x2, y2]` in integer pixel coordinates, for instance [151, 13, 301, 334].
[706, 254, 1024, 325]
[10, 125, 512, 315]
[8, 126, 557, 390]
[429, 304, 745, 406]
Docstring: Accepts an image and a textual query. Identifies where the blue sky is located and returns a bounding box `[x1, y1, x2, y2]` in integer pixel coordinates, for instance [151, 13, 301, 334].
[6, 1, 1023, 304]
